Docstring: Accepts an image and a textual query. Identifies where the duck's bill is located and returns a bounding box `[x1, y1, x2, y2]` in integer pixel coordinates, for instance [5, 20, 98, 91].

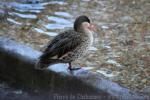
[89, 23, 97, 31]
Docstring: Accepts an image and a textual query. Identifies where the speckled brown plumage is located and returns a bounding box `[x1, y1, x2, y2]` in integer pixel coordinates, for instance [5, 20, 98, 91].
[35, 15, 95, 70]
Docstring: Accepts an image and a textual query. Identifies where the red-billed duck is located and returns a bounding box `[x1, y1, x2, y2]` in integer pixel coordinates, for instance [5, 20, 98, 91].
[35, 15, 96, 70]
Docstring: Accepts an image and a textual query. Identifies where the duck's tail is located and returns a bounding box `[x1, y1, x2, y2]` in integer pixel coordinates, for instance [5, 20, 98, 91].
[35, 54, 67, 70]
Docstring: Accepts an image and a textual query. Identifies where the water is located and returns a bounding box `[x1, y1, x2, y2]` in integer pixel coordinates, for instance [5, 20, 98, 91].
[0, 0, 150, 95]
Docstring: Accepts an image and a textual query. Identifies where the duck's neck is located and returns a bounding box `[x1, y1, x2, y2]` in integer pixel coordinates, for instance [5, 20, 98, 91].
[81, 28, 94, 46]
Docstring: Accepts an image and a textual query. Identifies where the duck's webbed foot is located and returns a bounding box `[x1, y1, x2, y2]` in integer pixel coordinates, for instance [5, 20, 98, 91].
[68, 62, 81, 71]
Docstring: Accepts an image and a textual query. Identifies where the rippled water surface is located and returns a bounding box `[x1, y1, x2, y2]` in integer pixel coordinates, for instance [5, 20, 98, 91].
[0, 0, 150, 95]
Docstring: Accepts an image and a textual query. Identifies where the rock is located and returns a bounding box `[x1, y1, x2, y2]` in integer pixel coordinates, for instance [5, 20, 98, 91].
[143, 86, 150, 95]
[16, 0, 43, 4]
[119, 16, 135, 23]
[0, 9, 9, 22]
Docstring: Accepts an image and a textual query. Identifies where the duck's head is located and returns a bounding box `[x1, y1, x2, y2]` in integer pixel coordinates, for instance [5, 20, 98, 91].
[74, 15, 96, 32]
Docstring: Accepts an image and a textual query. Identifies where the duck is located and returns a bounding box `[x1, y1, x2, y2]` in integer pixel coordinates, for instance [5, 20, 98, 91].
[35, 15, 96, 70]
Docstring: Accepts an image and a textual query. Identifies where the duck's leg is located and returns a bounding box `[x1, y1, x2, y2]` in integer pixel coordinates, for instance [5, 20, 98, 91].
[68, 62, 72, 70]
[68, 62, 81, 71]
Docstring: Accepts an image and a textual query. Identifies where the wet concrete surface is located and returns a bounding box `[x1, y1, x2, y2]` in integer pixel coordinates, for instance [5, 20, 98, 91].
[0, 36, 149, 100]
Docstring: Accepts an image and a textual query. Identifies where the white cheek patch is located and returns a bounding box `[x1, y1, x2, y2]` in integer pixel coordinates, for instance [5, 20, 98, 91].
[82, 22, 90, 28]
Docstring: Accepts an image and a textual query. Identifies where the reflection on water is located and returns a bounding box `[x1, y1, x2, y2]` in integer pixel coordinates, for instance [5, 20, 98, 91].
[54, 11, 72, 18]
[34, 28, 58, 36]
[9, 2, 45, 10]
[45, 15, 73, 29]
[44, 23, 71, 29]
[47, 16, 72, 24]
[11, 12, 37, 19]
[7, 18, 22, 25]
[0, 0, 150, 95]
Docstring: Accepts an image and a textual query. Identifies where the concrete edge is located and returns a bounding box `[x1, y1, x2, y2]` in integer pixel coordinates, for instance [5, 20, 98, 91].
[0, 36, 149, 100]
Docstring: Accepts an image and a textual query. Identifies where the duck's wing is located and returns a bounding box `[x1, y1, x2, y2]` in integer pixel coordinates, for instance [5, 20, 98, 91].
[45, 30, 73, 50]
[40, 30, 82, 60]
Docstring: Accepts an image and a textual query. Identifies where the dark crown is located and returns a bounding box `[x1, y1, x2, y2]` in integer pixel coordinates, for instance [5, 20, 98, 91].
[74, 15, 90, 31]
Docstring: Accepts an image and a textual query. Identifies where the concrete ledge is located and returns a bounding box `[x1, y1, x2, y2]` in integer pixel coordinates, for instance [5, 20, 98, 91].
[0, 36, 149, 100]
